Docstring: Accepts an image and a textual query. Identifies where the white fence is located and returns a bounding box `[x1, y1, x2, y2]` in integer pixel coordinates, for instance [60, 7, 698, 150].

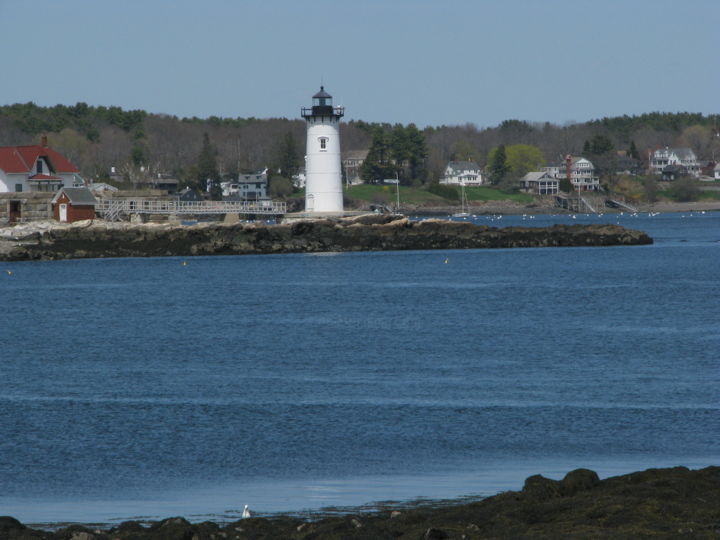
[96, 199, 287, 221]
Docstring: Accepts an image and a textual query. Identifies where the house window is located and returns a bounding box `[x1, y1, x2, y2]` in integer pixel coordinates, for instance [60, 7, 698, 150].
[15, 184, 22, 192]
[37, 160, 43, 174]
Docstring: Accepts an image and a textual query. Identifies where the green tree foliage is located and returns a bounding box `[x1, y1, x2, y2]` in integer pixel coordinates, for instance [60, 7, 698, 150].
[628, 140, 640, 160]
[196, 132, 220, 198]
[361, 127, 394, 183]
[506, 144, 545, 177]
[668, 178, 700, 202]
[590, 112, 719, 137]
[643, 176, 658, 202]
[0, 102, 145, 140]
[559, 178, 574, 193]
[274, 132, 301, 179]
[268, 175, 293, 198]
[585, 135, 614, 155]
[428, 182, 459, 200]
[360, 124, 428, 185]
[486, 144, 510, 184]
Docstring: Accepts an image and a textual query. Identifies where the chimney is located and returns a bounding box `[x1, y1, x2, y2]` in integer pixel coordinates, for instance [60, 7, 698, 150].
[41, 135, 48, 147]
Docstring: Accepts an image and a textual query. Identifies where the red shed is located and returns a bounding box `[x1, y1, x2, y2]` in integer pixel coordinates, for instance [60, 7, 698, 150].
[52, 187, 97, 222]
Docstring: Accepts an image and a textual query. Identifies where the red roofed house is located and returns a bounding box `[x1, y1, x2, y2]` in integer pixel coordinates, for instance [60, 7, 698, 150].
[0, 137, 83, 194]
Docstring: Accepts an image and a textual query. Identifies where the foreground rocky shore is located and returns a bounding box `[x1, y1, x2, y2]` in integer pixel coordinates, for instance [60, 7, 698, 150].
[0, 215, 652, 261]
[2, 466, 718, 539]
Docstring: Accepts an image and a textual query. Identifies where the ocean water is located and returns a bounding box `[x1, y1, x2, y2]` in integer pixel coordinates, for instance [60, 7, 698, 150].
[1, 211, 718, 525]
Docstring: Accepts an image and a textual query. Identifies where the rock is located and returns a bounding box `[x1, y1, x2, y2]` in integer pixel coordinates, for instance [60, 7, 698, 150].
[522, 474, 561, 500]
[0, 516, 25, 533]
[423, 527, 449, 539]
[560, 468, 600, 496]
[0, 219, 652, 261]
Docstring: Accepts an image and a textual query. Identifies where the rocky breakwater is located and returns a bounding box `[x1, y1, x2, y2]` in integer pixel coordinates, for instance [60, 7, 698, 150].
[0, 215, 652, 262]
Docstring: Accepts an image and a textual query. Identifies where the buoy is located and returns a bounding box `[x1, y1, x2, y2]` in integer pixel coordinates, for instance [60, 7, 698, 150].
[6, 270, 12, 276]
[242, 505, 251, 518]
[444, 258, 449, 264]
[182, 261, 187, 266]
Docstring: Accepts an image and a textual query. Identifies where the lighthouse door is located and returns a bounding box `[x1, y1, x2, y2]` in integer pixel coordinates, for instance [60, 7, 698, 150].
[306, 194, 314, 211]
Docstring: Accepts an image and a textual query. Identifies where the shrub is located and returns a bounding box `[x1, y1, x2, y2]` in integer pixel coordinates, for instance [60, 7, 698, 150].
[427, 183, 459, 200]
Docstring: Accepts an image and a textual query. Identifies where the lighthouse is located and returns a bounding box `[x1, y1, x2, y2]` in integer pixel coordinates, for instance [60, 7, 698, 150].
[301, 86, 344, 213]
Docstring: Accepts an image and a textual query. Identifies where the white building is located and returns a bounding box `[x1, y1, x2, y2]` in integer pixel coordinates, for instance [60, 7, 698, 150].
[715, 163, 720, 180]
[0, 139, 83, 193]
[440, 161, 483, 185]
[544, 157, 599, 191]
[301, 87, 344, 213]
[222, 168, 269, 200]
[342, 149, 368, 186]
[520, 171, 559, 194]
[650, 147, 700, 177]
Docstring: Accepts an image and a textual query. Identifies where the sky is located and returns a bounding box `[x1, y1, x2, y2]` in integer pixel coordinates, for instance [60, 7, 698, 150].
[0, 0, 717, 128]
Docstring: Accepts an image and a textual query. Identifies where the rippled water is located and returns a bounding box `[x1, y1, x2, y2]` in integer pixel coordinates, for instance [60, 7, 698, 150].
[1, 211, 718, 525]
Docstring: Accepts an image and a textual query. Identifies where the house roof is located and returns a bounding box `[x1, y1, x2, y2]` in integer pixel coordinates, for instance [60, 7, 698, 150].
[0, 145, 79, 174]
[446, 161, 480, 171]
[52, 187, 97, 205]
[343, 149, 369, 160]
[522, 171, 554, 182]
[656, 147, 697, 160]
[29, 173, 62, 180]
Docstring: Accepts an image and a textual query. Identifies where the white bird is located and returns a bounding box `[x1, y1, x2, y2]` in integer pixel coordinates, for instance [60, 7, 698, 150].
[242, 504, 251, 518]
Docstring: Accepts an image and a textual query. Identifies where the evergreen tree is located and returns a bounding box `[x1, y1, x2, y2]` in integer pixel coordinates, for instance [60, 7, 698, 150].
[275, 132, 301, 179]
[196, 132, 220, 198]
[361, 127, 394, 183]
[628, 140, 640, 160]
[488, 144, 510, 185]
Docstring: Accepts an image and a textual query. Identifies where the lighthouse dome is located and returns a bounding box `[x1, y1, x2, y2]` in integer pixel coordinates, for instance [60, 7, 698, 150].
[312, 86, 333, 110]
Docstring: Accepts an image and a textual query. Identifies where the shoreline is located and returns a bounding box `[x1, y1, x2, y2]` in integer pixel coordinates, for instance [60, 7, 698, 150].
[0, 215, 652, 262]
[4, 466, 718, 538]
[401, 199, 720, 216]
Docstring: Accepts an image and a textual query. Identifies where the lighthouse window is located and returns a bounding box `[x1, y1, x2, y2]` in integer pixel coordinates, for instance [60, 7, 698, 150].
[319, 137, 328, 151]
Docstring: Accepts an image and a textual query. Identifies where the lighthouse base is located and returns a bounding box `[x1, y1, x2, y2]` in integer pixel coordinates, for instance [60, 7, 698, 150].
[279, 210, 368, 223]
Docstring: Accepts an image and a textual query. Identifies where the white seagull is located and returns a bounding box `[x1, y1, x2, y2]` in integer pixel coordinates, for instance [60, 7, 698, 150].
[242, 504, 251, 518]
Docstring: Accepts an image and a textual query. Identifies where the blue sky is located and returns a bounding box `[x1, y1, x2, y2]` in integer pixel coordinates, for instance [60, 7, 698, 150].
[1, 0, 717, 128]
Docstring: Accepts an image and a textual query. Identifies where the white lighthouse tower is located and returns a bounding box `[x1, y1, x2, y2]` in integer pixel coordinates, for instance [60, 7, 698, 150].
[301, 86, 344, 213]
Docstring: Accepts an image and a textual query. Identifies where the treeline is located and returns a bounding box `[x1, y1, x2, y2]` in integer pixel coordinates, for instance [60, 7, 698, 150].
[0, 102, 717, 190]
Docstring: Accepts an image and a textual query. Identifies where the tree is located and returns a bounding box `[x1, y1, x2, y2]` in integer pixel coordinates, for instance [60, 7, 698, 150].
[669, 178, 700, 202]
[583, 134, 616, 184]
[274, 132, 301, 179]
[505, 144, 545, 177]
[268, 175, 293, 198]
[642, 176, 658, 202]
[628, 140, 640, 160]
[361, 127, 394, 183]
[196, 132, 220, 198]
[487, 144, 510, 184]
[450, 140, 479, 162]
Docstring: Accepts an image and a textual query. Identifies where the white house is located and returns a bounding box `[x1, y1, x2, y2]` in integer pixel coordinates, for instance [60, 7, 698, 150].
[520, 171, 559, 194]
[0, 139, 83, 193]
[650, 147, 700, 177]
[440, 161, 483, 185]
[222, 168, 269, 200]
[715, 163, 720, 180]
[544, 157, 599, 191]
[342, 149, 368, 185]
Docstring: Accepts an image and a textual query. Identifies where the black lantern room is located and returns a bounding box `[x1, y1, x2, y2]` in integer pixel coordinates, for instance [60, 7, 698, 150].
[302, 86, 344, 119]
